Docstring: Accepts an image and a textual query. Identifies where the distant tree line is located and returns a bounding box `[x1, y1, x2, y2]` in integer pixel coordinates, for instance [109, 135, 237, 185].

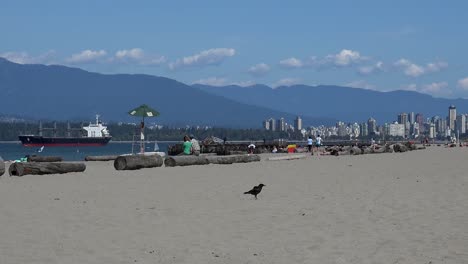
[0, 121, 305, 141]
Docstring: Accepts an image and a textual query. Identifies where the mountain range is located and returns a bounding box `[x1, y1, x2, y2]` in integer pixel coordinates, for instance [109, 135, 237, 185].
[0, 58, 332, 127]
[194, 84, 468, 123]
[1, 57, 467, 128]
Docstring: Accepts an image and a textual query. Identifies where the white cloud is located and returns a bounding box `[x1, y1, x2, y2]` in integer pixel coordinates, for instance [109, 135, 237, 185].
[401, 82, 451, 97]
[247, 63, 270, 76]
[0, 50, 56, 64]
[394, 58, 448, 77]
[279, 57, 304, 68]
[421, 82, 449, 94]
[192, 77, 227, 86]
[169, 48, 235, 70]
[358, 61, 384, 75]
[192, 77, 255, 87]
[346, 80, 376, 90]
[457, 77, 468, 90]
[231, 80, 257, 87]
[273, 78, 301, 88]
[66, 49, 107, 64]
[401, 83, 418, 91]
[113, 48, 166, 65]
[327, 49, 365, 66]
[279, 49, 366, 70]
[426, 61, 448, 72]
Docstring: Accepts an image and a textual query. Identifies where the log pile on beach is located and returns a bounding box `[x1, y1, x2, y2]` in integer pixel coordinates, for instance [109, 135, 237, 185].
[324, 142, 423, 156]
[8, 162, 86, 177]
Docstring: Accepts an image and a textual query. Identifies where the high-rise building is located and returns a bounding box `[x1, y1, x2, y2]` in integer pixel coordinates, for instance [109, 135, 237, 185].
[360, 122, 368, 137]
[277, 118, 286, 132]
[367, 118, 376, 135]
[448, 105, 457, 130]
[263, 119, 270, 130]
[336, 121, 347, 137]
[398, 113, 409, 136]
[456, 114, 466, 134]
[416, 113, 424, 133]
[294, 116, 302, 131]
[389, 122, 405, 137]
[435, 117, 446, 137]
[269, 118, 276, 132]
[428, 123, 436, 139]
[409, 112, 415, 124]
[398, 112, 408, 125]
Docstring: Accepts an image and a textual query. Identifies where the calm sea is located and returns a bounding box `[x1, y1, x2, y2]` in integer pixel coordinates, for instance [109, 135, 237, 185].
[0, 142, 174, 161]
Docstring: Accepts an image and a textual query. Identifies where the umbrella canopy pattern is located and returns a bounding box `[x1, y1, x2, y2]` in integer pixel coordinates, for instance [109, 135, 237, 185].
[128, 104, 160, 118]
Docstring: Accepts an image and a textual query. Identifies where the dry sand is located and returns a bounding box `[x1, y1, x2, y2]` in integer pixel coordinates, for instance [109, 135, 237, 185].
[0, 146, 467, 264]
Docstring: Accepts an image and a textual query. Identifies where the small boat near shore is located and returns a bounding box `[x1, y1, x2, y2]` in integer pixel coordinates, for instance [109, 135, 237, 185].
[19, 115, 112, 147]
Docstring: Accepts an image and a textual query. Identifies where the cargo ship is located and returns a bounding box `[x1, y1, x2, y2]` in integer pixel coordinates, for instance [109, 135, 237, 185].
[19, 115, 112, 147]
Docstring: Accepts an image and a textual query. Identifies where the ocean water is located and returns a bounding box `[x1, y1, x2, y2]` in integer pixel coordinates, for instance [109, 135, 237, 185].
[0, 142, 172, 161]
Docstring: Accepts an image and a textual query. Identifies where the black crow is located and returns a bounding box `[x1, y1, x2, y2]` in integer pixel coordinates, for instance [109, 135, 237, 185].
[244, 184, 265, 199]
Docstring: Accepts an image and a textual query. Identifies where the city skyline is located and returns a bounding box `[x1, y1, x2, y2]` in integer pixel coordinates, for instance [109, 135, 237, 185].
[263, 105, 468, 139]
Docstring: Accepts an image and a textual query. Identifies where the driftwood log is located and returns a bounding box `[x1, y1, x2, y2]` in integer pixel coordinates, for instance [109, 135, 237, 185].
[164, 156, 209, 167]
[350, 146, 363, 155]
[393, 144, 408, 153]
[206, 154, 261, 164]
[85, 155, 119, 161]
[114, 154, 163, 170]
[27, 155, 63, 162]
[0, 156, 5, 176]
[267, 154, 305, 161]
[9, 162, 86, 177]
[372, 147, 386, 154]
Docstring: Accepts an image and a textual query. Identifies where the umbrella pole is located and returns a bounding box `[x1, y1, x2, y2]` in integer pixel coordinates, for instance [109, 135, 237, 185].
[140, 117, 145, 153]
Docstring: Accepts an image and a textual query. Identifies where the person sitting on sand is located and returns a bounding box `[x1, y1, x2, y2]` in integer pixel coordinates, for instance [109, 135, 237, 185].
[182, 135, 192, 155]
[272, 146, 278, 153]
[190, 134, 200, 156]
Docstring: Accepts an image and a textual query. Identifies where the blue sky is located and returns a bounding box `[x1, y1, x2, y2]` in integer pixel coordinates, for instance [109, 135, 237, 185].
[1, 0, 468, 98]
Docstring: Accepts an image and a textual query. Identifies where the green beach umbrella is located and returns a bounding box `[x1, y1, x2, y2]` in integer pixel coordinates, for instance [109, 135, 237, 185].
[128, 104, 160, 118]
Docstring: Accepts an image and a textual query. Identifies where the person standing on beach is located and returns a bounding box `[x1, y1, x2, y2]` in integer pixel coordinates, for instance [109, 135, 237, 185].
[307, 136, 313, 154]
[190, 134, 201, 156]
[182, 135, 192, 155]
[315, 135, 322, 154]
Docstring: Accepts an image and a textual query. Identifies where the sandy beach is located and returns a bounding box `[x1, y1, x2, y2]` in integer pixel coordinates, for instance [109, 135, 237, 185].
[0, 146, 467, 264]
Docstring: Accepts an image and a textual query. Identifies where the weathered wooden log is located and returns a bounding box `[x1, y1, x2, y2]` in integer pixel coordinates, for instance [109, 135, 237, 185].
[350, 146, 363, 155]
[371, 147, 386, 154]
[267, 154, 305, 161]
[206, 154, 261, 164]
[393, 144, 408, 152]
[9, 162, 86, 177]
[405, 142, 417, 151]
[361, 147, 372, 154]
[27, 155, 63, 162]
[417, 146, 426, 150]
[0, 156, 5, 176]
[85, 155, 119, 161]
[164, 156, 210, 167]
[114, 154, 163, 170]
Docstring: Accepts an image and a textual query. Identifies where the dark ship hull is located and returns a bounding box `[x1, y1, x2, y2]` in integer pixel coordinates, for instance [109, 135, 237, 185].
[19, 135, 112, 147]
